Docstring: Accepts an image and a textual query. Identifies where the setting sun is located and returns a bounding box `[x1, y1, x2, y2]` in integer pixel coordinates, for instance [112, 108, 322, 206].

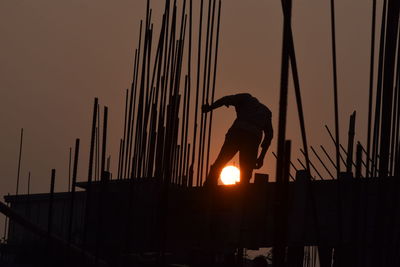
[220, 166, 240, 185]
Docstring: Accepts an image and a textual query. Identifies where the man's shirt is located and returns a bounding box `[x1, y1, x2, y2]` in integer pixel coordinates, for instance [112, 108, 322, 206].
[219, 93, 273, 148]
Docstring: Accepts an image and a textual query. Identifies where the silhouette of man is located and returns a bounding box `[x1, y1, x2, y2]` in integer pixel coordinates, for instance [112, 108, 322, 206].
[202, 93, 273, 186]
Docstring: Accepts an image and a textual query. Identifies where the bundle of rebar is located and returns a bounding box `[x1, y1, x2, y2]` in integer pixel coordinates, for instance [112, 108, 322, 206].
[88, 0, 224, 187]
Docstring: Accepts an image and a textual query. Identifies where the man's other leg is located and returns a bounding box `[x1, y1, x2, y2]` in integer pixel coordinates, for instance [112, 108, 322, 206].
[239, 132, 261, 184]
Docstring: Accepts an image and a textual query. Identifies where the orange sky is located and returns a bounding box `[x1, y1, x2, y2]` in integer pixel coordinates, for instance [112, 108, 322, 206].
[0, 0, 379, 231]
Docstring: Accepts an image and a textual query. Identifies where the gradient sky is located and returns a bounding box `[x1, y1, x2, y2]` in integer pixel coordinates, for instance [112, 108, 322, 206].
[0, 0, 379, 233]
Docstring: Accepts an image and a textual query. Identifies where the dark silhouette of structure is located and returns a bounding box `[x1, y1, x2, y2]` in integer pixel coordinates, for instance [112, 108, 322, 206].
[202, 93, 273, 186]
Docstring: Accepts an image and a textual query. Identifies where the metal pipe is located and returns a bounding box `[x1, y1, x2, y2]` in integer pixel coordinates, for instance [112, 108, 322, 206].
[366, 0, 377, 178]
[371, 0, 388, 178]
[356, 143, 363, 178]
[203, 0, 217, 178]
[68, 147, 72, 191]
[205, 0, 221, 179]
[192, 0, 204, 187]
[88, 98, 98, 182]
[378, 0, 400, 178]
[16, 128, 24, 195]
[68, 138, 80, 244]
[273, 0, 292, 264]
[101, 107, 108, 180]
[48, 169, 55, 234]
[117, 139, 123, 179]
[329, 0, 341, 179]
[346, 111, 356, 173]
[197, 0, 213, 185]
[280, 0, 311, 175]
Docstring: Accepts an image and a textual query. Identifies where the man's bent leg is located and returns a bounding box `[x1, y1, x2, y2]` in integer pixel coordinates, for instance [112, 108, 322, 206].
[204, 132, 239, 186]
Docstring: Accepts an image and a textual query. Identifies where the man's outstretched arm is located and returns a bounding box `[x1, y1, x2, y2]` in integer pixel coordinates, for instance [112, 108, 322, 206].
[201, 95, 237, 113]
[255, 118, 273, 169]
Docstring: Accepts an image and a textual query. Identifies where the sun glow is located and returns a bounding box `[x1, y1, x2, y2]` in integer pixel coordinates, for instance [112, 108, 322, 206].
[220, 166, 240, 185]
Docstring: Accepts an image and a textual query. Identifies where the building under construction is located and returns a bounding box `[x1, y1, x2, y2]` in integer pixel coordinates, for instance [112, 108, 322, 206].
[1, 0, 400, 266]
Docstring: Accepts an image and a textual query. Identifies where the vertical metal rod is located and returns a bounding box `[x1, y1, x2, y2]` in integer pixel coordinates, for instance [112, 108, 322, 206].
[184, 0, 193, 186]
[378, 0, 400, 178]
[346, 111, 356, 174]
[121, 89, 129, 179]
[395, 143, 400, 176]
[68, 147, 72, 192]
[185, 144, 191, 185]
[128, 50, 140, 178]
[395, 69, 400, 176]
[356, 143, 363, 178]
[27, 171, 31, 195]
[179, 77, 189, 183]
[280, 0, 311, 174]
[371, 0, 388, 178]
[205, 0, 221, 178]
[389, 31, 400, 175]
[366, 0, 377, 178]
[203, 0, 216, 179]
[127, 21, 143, 178]
[107, 156, 111, 173]
[48, 169, 55, 234]
[203, 0, 216, 180]
[88, 98, 98, 183]
[330, 0, 341, 179]
[82, 99, 99, 257]
[273, 0, 292, 264]
[96, 104, 101, 181]
[192, 0, 204, 187]
[101, 107, 108, 180]
[198, 0, 214, 185]
[2, 194, 10, 243]
[16, 128, 24, 195]
[68, 138, 80, 244]
[117, 139, 123, 179]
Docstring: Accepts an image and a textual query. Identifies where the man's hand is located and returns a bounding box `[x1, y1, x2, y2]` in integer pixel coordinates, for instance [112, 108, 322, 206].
[202, 104, 212, 113]
[255, 157, 264, 169]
